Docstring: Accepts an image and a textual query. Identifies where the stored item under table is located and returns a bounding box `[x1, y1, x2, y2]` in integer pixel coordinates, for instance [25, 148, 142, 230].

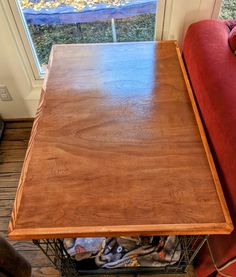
[8, 41, 233, 276]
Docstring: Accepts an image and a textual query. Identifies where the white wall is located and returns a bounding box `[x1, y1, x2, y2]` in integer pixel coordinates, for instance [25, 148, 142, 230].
[0, 1, 42, 119]
[162, 0, 221, 46]
[0, 0, 221, 119]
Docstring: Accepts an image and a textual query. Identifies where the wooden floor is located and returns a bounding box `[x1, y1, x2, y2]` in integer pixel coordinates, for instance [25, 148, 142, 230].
[0, 120, 59, 277]
[0, 120, 195, 277]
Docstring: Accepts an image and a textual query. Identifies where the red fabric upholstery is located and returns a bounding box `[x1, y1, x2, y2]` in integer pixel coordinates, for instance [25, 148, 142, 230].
[229, 26, 236, 53]
[183, 19, 236, 277]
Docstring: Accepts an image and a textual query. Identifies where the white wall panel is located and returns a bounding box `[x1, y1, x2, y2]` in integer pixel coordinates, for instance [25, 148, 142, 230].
[162, 0, 221, 47]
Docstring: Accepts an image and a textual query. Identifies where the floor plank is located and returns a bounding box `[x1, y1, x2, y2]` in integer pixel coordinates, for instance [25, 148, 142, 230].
[10, 240, 38, 251]
[2, 128, 32, 141]
[0, 140, 29, 150]
[19, 250, 52, 267]
[0, 199, 15, 217]
[0, 172, 21, 184]
[0, 216, 10, 233]
[0, 148, 27, 163]
[5, 121, 34, 129]
[32, 267, 59, 277]
[0, 187, 18, 200]
[0, 162, 23, 173]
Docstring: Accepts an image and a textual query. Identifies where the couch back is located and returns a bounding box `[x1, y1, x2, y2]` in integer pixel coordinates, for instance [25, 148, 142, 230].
[183, 19, 236, 273]
[183, 19, 236, 219]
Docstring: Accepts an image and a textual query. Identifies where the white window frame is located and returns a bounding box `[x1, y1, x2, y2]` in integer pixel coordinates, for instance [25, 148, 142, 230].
[212, 0, 223, 18]
[2, 1, 43, 80]
[2, 0, 166, 81]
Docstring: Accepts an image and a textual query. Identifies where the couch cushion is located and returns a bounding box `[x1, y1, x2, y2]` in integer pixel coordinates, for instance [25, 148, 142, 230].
[229, 26, 236, 53]
[183, 19, 236, 276]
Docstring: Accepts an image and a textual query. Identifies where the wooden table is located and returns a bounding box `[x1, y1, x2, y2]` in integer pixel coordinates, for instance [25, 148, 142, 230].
[8, 41, 233, 241]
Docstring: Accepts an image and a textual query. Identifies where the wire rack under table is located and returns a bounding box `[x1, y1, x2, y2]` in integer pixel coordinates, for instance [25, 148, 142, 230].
[33, 235, 208, 277]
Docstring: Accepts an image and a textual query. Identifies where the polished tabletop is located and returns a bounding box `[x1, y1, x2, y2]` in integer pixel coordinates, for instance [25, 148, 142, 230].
[9, 41, 233, 240]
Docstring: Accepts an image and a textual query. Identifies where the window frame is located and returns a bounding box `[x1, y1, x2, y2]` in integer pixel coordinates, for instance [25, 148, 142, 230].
[212, 0, 223, 18]
[4, 0, 43, 80]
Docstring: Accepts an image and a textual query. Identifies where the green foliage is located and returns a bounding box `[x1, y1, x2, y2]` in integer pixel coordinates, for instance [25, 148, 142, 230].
[25, 0, 236, 65]
[28, 14, 155, 65]
[220, 0, 236, 19]
[116, 14, 155, 42]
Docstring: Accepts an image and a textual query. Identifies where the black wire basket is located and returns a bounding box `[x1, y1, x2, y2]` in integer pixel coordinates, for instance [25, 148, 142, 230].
[33, 235, 207, 277]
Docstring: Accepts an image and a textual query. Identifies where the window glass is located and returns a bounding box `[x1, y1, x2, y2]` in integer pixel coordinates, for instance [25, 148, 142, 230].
[220, 0, 236, 19]
[18, 0, 157, 66]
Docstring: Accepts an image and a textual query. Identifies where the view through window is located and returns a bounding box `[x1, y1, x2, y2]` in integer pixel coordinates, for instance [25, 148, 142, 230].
[220, 0, 236, 19]
[18, 0, 157, 67]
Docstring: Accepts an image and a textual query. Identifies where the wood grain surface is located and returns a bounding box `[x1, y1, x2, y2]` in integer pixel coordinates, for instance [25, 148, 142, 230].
[8, 41, 233, 240]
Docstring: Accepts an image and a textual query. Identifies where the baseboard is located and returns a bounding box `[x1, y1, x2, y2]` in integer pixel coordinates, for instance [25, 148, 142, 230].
[0, 119, 4, 139]
[4, 118, 34, 122]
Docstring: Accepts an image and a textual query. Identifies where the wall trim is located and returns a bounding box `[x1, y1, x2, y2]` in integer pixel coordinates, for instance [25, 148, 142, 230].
[211, 0, 222, 18]
[155, 0, 167, 40]
[161, 0, 174, 40]
[6, 0, 42, 79]
[0, 1, 32, 88]
[25, 85, 42, 100]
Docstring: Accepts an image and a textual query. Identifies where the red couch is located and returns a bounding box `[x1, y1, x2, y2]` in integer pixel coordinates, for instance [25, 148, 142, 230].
[183, 19, 236, 277]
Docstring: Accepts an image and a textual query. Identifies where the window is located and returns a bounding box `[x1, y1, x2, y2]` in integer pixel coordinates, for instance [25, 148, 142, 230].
[7, 0, 164, 79]
[220, 0, 236, 19]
